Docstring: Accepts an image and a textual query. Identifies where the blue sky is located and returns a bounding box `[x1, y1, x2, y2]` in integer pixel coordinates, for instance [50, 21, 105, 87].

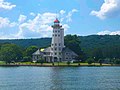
[0, 0, 120, 39]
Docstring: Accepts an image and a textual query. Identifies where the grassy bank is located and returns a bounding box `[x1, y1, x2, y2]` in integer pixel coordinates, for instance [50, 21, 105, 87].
[0, 61, 117, 67]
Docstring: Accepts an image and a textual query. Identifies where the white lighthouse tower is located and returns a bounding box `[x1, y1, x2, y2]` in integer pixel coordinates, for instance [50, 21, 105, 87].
[32, 18, 78, 62]
[50, 18, 64, 62]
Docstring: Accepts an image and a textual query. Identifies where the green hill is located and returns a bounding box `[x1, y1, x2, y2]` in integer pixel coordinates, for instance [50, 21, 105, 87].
[0, 35, 120, 57]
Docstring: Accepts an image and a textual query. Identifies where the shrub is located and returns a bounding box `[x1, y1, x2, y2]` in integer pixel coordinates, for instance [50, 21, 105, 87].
[87, 58, 94, 65]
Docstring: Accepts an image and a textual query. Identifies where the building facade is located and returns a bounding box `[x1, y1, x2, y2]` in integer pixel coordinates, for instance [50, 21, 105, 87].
[32, 18, 78, 62]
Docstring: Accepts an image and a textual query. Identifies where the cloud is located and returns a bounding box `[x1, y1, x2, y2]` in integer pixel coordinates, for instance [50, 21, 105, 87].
[16, 13, 58, 38]
[30, 12, 36, 16]
[97, 30, 120, 35]
[66, 9, 78, 22]
[0, 17, 17, 28]
[60, 10, 66, 15]
[0, 0, 16, 10]
[63, 24, 70, 31]
[0, 9, 78, 39]
[18, 14, 27, 23]
[90, 0, 120, 19]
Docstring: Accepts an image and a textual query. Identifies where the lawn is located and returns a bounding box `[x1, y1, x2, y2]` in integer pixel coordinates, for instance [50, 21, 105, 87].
[0, 61, 5, 65]
[0, 61, 112, 66]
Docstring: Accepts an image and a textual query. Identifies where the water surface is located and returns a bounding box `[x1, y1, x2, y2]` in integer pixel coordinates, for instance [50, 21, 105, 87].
[0, 66, 120, 90]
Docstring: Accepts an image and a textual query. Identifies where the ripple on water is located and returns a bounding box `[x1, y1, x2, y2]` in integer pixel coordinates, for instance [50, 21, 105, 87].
[0, 67, 120, 90]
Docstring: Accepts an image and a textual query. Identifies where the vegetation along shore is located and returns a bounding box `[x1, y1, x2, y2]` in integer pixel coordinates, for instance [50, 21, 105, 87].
[0, 35, 120, 65]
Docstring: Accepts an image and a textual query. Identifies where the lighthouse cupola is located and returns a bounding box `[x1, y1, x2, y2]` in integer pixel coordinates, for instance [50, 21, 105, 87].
[54, 18, 60, 25]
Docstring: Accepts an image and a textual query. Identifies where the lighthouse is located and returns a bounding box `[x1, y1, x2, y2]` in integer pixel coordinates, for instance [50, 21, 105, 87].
[50, 18, 65, 62]
[32, 18, 78, 63]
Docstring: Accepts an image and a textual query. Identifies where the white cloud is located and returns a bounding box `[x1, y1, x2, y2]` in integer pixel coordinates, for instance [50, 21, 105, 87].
[30, 12, 36, 16]
[60, 10, 66, 15]
[97, 30, 120, 35]
[0, 0, 16, 10]
[16, 13, 58, 38]
[0, 9, 78, 39]
[63, 24, 70, 31]
[18, 14, 27, 23]
[0, 17, 17, 28]
[90, 0, 120, 19]
[66, 9, 78, 22]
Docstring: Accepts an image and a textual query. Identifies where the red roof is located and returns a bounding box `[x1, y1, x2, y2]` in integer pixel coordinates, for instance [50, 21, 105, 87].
[54, 18, 60, 23]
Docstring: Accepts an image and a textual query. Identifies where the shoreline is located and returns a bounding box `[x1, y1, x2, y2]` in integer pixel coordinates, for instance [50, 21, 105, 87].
[0, 64, 120, 67]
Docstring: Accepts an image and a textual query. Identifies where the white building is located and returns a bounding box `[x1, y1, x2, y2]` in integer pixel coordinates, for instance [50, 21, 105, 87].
[32, 18, 78, 62]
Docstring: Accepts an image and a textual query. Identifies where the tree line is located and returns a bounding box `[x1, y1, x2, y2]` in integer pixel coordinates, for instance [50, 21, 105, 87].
[0, 35, 120, 64]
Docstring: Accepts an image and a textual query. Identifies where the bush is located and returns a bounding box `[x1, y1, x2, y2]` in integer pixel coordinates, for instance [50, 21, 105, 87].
[67, 61, 71, 65]
[87, 58, 94, 65]
[37, 58, 45, 64]
[98, 59, 104, 65]
[114, 59, 120, 64]
[22, 56, 32, 62]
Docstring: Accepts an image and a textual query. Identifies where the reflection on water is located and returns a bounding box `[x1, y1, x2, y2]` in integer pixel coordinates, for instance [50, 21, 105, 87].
[0, 67, 120, 90]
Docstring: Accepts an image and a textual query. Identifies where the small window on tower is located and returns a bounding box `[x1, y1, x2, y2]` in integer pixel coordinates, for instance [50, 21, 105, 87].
[53, 34, 54, 36]
[55, 43, 57, 46]
[59, 52, 61, 55]
[55, 48, 57, 50]
[55, 34, 57, 37]
[58, 31, 60, 33]
[59, 43, 61, 46]
[55, 53, 57, 55]
[55, 31, 57, 33]
[59, 48, 61, 50]
[58, 35, 60, 37]
[51, 48, 53, 50]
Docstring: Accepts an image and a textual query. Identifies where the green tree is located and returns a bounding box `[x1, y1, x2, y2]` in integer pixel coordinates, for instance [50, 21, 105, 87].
[23, 56, 32, 62]
[98, 59, 104, 66]
[114, 59, 120, 64]
[0, 44, 23, 63]
[37, 58, 45, 65]
[64, 35, 85, 61]
[87, 58, 94, 65]
[25, 46, 38, 57]
[67, 61, 71, 66]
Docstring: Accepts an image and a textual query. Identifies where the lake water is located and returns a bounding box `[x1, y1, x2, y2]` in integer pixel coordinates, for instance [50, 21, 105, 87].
[0, 66, 120, 90]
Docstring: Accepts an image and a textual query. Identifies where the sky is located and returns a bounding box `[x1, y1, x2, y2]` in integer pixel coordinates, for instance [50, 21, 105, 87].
[0, 0, 120, 39]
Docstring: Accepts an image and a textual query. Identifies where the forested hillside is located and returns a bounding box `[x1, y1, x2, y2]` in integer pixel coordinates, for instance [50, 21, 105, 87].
[0, 35, 120, 50]
[0, 38, 51, 48]
[0, 35, 120, 64]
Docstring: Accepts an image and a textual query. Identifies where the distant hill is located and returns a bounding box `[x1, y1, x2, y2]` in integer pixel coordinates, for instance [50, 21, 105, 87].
[0, 35, 120, 53]
[0, 38, 51, 48]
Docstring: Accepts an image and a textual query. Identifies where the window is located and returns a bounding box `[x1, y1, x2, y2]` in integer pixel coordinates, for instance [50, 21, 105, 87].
[66, 53, 68, 55]
[59, 43, 61, 46]
[55, 43, 57, 46]
[59, 48, 61, 50]
[52, 44, 54, 46]
[66, 58, 68, 59]
[55, 31, 57, 33]
[58, 31, 60, 33]
[58, 34, 60, 37]
[51, 48, 53, 51]
[59, 52, 61, 55]
[55, 34, 57, 37]
[55, 48, 57, 51]
[55, 53, 57, 55]
[52, 34, 54, 36]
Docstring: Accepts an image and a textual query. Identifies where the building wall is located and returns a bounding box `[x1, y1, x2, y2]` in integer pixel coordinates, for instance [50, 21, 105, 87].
[62, 51, 76, 61]
[51, 22, 64, 61]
